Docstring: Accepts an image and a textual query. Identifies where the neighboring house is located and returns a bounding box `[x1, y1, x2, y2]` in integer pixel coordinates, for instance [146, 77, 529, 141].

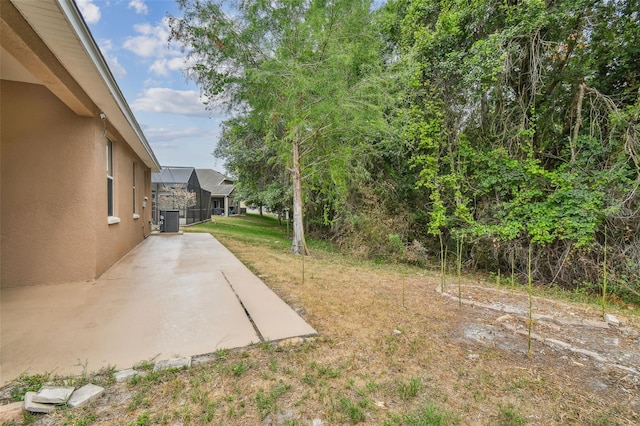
[1, 0, 161, 287]
[195, 169, 239, 216]
[151, 167, 211, 225]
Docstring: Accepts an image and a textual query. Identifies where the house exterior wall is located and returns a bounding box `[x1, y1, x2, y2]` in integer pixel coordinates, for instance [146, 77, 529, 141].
[94, 134, 152, 277]
[0, 80, 153, 288]
[1, 80, 97, 287]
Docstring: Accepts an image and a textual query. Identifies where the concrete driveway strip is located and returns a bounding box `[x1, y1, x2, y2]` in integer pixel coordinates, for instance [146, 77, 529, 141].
[0, 232, 314, 384]
[179, 233, 317, 341]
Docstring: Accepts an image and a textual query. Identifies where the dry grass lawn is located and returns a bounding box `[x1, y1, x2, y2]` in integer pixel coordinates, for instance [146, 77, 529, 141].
[3, 215, 639, 425]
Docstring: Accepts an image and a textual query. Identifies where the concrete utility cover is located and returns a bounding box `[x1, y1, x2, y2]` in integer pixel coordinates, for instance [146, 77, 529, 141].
[23, 393, 55, 414]
[32, 386, 74, 404]
[0, 233, 316, 384]
[67, 384, 105, 408]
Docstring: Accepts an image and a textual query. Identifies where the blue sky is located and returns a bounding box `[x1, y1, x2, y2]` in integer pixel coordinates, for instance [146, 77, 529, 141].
[77, 0, 228, 171]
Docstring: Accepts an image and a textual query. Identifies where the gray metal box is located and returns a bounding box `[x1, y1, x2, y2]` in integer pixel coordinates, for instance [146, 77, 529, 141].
[160, 209, 179, 233]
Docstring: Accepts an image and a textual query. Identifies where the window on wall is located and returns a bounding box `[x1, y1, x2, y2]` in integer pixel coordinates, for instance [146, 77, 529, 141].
[107, 140, 114, 217]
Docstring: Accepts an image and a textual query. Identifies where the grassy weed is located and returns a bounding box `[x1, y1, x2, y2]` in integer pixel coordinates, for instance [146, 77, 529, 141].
[336, 396, 368, 423]
[384, 403, 458, 425]
[9, 372, 52, 401]
[496, 403, 526, 425]
[199, 400, 218, 422]
[255, 382, 292, 419]
[129, 410, 151, 426]
[397, 377, 423, 401]
[230, 360, 252, 377]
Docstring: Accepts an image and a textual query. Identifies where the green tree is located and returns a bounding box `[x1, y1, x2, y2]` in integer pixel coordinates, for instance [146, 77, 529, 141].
[215, 117, 289, 216]
[381, 0, 639, 295]
[170, 0, 387, 254]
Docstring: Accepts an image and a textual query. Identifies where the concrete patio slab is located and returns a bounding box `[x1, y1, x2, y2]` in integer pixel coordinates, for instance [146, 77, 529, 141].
[0, 401, 23, 423]
[0, 233, 316, 385]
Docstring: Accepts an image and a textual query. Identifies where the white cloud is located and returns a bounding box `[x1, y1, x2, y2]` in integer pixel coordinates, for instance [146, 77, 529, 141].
[123, 18, 178, 58]
[128, 0, 149, 15]
[99, 39, 114, 51]
[105, 54, 127, 78]
[123, 32, 162, 58]
[77, 0, 101, 24]
[149, 57, 186, 77]
[145, 126, 219, 143]
[143, 77, 164, 87]
[97, 39, 126, 78]
[132, 88, 214, 116]
[122, 18, 190, 77]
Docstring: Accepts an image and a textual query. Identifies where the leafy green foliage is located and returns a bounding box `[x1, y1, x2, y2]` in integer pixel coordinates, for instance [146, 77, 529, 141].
[379, 0, 640, 297]
[174, 0, 639, 301]
[171, 0, 390, 254]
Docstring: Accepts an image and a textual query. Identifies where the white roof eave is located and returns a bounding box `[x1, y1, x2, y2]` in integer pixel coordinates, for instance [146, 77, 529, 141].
[11, 0, 161, 172]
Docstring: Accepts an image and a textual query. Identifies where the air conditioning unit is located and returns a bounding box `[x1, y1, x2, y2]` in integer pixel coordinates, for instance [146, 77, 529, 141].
[160, 209, 180, 233]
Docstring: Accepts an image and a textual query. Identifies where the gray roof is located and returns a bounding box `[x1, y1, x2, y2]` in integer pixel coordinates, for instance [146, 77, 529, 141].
[152, 167, 195, 184]
[195, 169, 235, 196]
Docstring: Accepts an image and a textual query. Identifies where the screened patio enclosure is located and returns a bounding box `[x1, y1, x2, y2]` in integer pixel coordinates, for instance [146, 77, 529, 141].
[151, 167, 211, 226]
[195, 168, 239, 217]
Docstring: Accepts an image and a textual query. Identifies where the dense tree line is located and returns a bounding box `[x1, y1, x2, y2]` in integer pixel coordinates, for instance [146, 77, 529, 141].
[171, 0, 639, 303]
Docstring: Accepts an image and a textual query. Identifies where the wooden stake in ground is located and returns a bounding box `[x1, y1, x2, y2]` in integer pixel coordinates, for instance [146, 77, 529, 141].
[602, 224, 608, 319]
[439, 232, 446, 292]
[301, 249, 305, 285]
[527, 243, 534, 357]
[457, 236, 463, 308]
[511, 249, 515, 294]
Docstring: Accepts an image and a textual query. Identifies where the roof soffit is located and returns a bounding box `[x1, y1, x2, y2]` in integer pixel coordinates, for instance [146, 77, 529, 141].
[6, 0, 160, 172]
[1, 46, 41, 84]
[0, 1, 94, 116]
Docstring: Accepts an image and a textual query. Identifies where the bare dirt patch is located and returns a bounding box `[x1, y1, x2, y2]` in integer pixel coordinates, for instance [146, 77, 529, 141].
[4, 235, 639, 425]
[439, 282, 640, 378]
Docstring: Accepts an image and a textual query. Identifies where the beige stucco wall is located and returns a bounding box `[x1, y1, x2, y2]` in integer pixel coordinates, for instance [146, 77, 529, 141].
[94, 131, 153, 277]
[1, 80, 97, 287]
[1, 80, 153, 287]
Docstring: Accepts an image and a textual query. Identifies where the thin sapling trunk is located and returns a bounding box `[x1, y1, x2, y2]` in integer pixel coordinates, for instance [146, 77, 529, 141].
[291, 138, 309, 256]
